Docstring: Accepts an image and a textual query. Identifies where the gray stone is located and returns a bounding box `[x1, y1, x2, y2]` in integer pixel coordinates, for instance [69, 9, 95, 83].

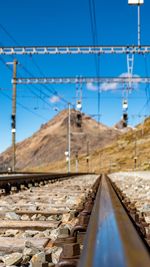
[143, 203, 150, 211]
[5, 212, 20, 221]
[21, 215, 30, 221]
[24, 230, 40, 238]
[15, 232, 23, 238]
[46, 214, 62, 221]
[23, 247, 40, 257]
[34, 233, 45, 238]
[30, 252, 45, 267]
[45, 247, 62, 265]
[51, 247, 62, 265]
[46, 216, 53, 221]
[49, 229, 60, 241]
[38, 216, 46, 221]
[11, 187, 17, 193]
[31, 214, 38, 221]
[2, 253, 23, 266]
[23, 241, 43, 257]
[21, 255, 31, 265]
[27, 206, 37, 212]
[62, 212, 74, 223]
[48, 226, 70, 241]
[43, 230, 51, 238]
[4, 230, 19, 237]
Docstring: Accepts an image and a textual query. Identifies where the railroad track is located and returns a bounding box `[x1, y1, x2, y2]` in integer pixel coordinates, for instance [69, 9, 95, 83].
[0, 173, 99, 267]
[0, 173, 88, 194]
[0, 173, 149, 267]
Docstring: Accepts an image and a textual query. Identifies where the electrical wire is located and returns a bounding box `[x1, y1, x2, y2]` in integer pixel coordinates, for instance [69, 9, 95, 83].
[0, 23, 72, 108]
[21, 64, 69, 105]
[0, 26, 53, 111]
[0, 23, 20, 46]
[0, 51, 53, 110]
[0, 90, 48, 120]
[88, 0, 101, 124]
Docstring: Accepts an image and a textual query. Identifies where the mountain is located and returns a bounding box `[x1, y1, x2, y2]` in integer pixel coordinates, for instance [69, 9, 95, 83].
[114, 120, 133, 131]
[0, 109, 121, 171]
[77, 116, 150, 174]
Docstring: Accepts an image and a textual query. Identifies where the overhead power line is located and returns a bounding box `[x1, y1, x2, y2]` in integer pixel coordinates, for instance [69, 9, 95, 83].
[0, 90, 48, 120]
[0, 23, 20, 46]
[88, 0, 101, 124]
[0, 23, 72, 107]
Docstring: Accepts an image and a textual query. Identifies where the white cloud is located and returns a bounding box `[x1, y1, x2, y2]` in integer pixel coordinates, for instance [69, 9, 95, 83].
[86, 72, 141, 92]
[100, 82, 118, 91]
[86, 82, 98, 91]
[119, 72, 141, 90]
[50, 96, 60, 103]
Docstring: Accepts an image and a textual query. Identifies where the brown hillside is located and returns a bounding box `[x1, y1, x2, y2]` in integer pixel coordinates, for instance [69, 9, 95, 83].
[0, 109, 120, 170]
[30, 117, 150, 174]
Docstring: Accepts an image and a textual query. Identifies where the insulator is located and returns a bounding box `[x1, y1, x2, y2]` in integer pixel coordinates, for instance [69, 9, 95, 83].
[122, 100, 128, 110]
[76, 100, 82, 110]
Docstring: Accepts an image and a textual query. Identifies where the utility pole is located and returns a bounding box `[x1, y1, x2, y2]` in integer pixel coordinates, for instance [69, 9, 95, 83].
[128, 0, 144, 46]
[134, 130, 138, 170]
[65, 103, 71, 173]
[75, 151, 78, 173]
[137, 4, 141, 46]
[86, 141, 90, 173]
[11, 59, 18, 172]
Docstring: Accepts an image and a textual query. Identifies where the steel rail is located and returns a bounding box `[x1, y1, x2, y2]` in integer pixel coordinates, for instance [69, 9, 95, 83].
[1, 45, 150, 55]
[78, 175, 150, 267]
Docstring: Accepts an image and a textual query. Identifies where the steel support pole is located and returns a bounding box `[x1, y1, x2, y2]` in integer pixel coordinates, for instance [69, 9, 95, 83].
[134, 131, 137, 171]
[75, 154, 78, 173]
[12, 59, 18, 172]
[86, 141, 89, 173]
[138, 5, 141, 46]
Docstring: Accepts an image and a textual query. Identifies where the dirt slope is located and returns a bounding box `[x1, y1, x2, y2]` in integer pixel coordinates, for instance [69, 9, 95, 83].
[0, 109, 120, 170]
[30, 116, 150, 174]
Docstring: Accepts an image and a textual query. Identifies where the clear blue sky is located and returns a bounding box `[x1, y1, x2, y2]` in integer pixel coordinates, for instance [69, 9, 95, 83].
[0, 0, 150, 152]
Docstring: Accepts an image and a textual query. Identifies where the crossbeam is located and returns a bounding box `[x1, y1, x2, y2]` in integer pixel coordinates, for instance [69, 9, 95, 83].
[1, 45, 150, 55]
[16, 77, 150, 84]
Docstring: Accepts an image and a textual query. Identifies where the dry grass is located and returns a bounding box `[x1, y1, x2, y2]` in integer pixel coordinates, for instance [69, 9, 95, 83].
[25, 117, 150, 174]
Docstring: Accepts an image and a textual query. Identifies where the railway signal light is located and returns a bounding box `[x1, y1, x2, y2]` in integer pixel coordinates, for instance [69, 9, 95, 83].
[123, 113, 128, 127]
[76, 112, 82, 127]
[11, 114, 16, 131]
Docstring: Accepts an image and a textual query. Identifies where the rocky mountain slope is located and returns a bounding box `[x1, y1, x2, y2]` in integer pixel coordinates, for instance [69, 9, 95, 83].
[31, 116, 150, 174]
[0, 109, 120, 170]
[72, 116, 150, 174]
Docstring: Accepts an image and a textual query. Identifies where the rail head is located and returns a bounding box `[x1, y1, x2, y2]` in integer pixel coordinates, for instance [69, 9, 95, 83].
[78, 174, 150, 267]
